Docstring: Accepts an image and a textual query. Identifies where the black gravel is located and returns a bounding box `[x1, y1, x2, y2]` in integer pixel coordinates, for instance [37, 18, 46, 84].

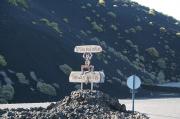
[0, 90, 149, 119]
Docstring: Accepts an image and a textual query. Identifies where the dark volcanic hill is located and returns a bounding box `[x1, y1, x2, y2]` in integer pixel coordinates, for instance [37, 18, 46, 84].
[0, 0, 180, 103]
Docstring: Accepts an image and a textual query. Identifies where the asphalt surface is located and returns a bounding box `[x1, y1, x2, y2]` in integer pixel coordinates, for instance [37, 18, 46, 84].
[120, 98, 180, 119]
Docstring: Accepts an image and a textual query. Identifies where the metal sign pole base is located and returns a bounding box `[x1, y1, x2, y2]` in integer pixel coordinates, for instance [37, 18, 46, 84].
[132, 90, 135, 113]
[91, 82, 94, 90]
[81, 82, 83, 90]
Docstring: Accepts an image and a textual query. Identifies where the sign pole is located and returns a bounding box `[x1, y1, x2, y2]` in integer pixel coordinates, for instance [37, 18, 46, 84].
[132, 75, 135, 113]
[91, 82, 93, 90]
[127, 75, 141, 114]
[81, 82, 83, 90]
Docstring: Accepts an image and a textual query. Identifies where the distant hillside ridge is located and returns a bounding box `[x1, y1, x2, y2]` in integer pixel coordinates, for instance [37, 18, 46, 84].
[0, 0, 180, 103]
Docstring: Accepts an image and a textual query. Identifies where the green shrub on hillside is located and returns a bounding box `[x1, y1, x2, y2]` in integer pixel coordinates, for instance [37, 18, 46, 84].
[176, 32, 180, 37]
[159, 27, 167, 33]
[149, 72, 156, 80]
[143, 78, 154, 85]
[63, 18, 69, 23]
[85, 16, 91, 21]
[81, 5, 86, 9]
[122, 50, 128, 54]
[96, 14, 100, 17]
[32, 21, 37, 25]
[107, 55, 111, 59]
[96, 53, 104, 61]
[164, 45, 170, 50]
[129, 28, 136, 33]
[0, 84, 15, 101]
[80, 30, 88, 36]
[37, 82, 57, 96]
[99, 0, 105, 6]
[136, 17, 141, 22]
[92, 10, 96, 13]
[86, 3, 92, 7]
[116, 69, 124, 77]
[17, 0, 28, 8]
[148, 22, 154, 26]
[91, 22, 103, 32]
[124, 29, 129, 33]
[107, 11, 116, 18]
[157, 71, 166, 83]
[8, 0, 29, 9]
[0, 98, 8, 104]
[99, 40, 107, 49]
[86, 30, 92, 34]
[16, 73, 29, 85]
[146, 47, 159, 57]
[135, 25, 143, 31]
[59, 64, 72, 75]
[0, 55, 7, 66]
[106, 79, 113, 84]
[169, 49, 175, 57]
[8, 0, 17, 6]
[103, 60, 108, 64]
[125, 40, 134, 47]
[110, 24, 118, 31]
[170, 63, 176, 70]
[148, 9, 156, 16]
[125, 26, 143, 34]
[156, 58, 166, 69]
[39, 18, 62, 33]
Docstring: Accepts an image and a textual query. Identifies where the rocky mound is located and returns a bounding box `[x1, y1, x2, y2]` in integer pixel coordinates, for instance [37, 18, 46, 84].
[0, 90, 149, 119]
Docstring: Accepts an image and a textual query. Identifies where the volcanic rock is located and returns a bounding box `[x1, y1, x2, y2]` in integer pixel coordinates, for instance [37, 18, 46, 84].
[0, 90, 149, 119]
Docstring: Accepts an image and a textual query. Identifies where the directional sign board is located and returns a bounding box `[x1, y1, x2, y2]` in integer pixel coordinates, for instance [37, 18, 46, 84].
[74, 45, 102, 53]
[127, 75, 141, 90]
[69, 71, 105, 83]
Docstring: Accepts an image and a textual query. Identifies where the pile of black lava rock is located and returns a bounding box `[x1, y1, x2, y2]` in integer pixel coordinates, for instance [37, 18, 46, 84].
[0, 90, 149, 119]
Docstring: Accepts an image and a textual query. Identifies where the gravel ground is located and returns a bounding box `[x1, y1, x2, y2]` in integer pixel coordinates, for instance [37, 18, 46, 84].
[0, 90, 148, 119]
[1, 98, 180, 119]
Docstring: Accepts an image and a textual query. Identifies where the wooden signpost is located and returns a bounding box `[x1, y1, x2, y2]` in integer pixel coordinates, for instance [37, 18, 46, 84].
[69, 45, 105, 90]
[69, 71, 105, 83]
[74, 45, 102, 53]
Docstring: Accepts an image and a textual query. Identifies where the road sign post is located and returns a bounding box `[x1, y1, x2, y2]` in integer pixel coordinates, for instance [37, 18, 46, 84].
[81, 82, 83, 90]
[127, 75, 141, 113]
[69, 45, 105, 90]
[132, 75, 135, 113]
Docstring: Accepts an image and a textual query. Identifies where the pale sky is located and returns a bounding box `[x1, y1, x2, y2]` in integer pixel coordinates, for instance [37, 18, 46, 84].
[131, 0, 180, 20]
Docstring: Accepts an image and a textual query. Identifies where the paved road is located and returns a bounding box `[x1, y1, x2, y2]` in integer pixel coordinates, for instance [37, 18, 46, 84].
[120, 98, 180, 119]
[0, 102, 52, 109]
